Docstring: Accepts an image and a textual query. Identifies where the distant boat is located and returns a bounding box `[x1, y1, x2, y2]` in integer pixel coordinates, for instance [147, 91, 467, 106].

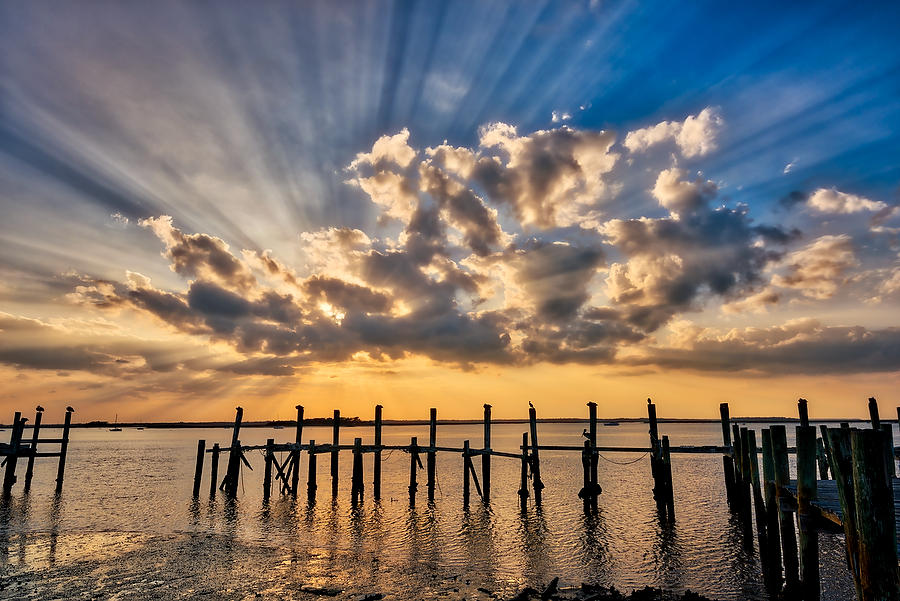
[109, 414, 122, 432]
[273, 425, 284, 429]
[136, 427, 144, 430]
[603, 421, 620, 426]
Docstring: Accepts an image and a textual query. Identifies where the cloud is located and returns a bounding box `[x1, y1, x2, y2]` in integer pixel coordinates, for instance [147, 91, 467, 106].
[635, 319, 900, 374]
[807, 188, 887, 214]
[141, 216, 256, 291]
[472, 123, 618, 228]
[772, 234, 857, 299]
[602, 168, 788, 330]
[624, 107, 723, 158]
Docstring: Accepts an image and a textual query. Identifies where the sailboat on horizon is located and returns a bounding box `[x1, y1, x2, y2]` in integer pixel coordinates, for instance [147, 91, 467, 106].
[109, 414, 122, 432]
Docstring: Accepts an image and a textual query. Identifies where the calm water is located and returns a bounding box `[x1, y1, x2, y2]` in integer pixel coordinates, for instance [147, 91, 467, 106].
[0, 420, 865, 600]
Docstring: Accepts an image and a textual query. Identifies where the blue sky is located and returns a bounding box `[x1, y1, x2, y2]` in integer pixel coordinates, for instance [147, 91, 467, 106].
[1, 0, 899, 418]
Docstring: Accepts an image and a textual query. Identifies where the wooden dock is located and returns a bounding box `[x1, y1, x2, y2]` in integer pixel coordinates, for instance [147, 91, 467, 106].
[190, 396, 900, 601]
[786, 477, 900, 553]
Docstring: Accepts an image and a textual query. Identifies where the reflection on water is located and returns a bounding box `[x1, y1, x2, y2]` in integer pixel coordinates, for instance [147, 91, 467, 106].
[0, 421, 863, 600]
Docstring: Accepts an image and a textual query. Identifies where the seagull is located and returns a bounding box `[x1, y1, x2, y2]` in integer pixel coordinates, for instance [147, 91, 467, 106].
[582, 429, 590, 439]
[36, 405, 44, 412]
[66, 406, 75, 413]
[528, 401, 534, 409]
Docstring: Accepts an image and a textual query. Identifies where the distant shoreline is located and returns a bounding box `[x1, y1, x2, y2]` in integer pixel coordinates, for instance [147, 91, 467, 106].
[1, 416, 878, 429]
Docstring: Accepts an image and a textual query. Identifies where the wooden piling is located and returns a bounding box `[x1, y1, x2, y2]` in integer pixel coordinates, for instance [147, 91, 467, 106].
[796, 425, 819, 601]
[747, 430, 768, 585]
[719, 403, 735, 505]
[761, 429, 783, 594]
[824, 427, 861, 592]
[815, 436, 830, 480]
[193, 439, 206, 498]
[867, 397, 880, 430]
[3, 413, 24, 495]
[223, 407, 243, 498]
[352, 437, 364, 504]
[798, 397, 809, 428]
[528, 405, 544, 504]
[648, 400, 664, 515]
[23, 407, 43, 492]
[580, 439, 591, 507]
[373, 404, 383, 501]
[307, 440, 317, 502]
[518, 432, 529, 510]
[771, 425, 800, 593]
[209, 443, 220, 498]
[263, 438, 274, 503]
[851, 428, 900, 601]
[291, 405, 304, 497]
[587, 401, 599, 499]
[482, 404, 491, 503]
[463, 439, 471, 506]
[879, 423, 896, 479]
[409, 436, 418, 505]
[331, 409, 340, 497]
[55, 407, 73, 494]
[662, 435, 675, 520]
[739, 427, 754, 535]
[427, 408, 436, 502]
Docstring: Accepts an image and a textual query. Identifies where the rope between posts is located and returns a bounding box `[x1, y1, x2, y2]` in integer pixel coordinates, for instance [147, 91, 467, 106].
[596, 451, 649, 465]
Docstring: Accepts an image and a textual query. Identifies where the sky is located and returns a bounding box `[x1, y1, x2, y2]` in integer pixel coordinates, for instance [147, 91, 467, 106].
[1, 0, 900, 422]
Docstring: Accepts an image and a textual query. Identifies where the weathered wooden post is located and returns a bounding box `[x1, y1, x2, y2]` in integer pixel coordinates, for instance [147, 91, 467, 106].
[528, 404, 544, 505]
[292, 405, 304, 497]
[518, 432, 529, 510]
[55, 407, 73, 494]
[771, 425, 800, 593]
[796, 425, 819, 601]
[648, 399, 664, 515]
[867, 397, 880, 429]
[738, 427, 754, 536]
[427, 407, 437, 502]
[373, 404, 383, 501]
[720, 402, 735, 505]
[580, 439, 592, 508]
[223, 406, 243, 498]
[23, 406, 43, 492]
[263, 438, 274, 503]
[761, 429, 783, 595]
[2, 413, 24, 495]
[824, 427, 861, 592]
[307, 440, 317, 503]
[209, 443, 220, 498]
[351, 437, 364, 504]
[879, 423, 896, 479]
[409, 436, 418, 505]
[851, 428, 900, 601]
[661, 435, 675, 521]
[193, 439, 206, 498]
[798, 397, 809, 427]
[747, 430, 768, 581]
[482, 404, 491, 503]
[816, 437, 830, 480]
[463, 439, 471, 507]
[331, 409, 340, 497]
[587, 401, 599, 500]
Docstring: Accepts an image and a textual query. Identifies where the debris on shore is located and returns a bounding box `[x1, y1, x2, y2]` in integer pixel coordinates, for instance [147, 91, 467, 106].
[504, 583, 715, 601]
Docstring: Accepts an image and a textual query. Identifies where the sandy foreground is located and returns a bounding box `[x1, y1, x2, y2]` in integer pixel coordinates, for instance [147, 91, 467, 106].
[0, 532, 714, 601]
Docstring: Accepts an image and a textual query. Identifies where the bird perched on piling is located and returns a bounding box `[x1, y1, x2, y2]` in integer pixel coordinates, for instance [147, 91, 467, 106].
[582, 429, 590, 439]
[66, 406, 74, 413]
[36, 405, 44, 412]
[528, 401, 534, 409]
